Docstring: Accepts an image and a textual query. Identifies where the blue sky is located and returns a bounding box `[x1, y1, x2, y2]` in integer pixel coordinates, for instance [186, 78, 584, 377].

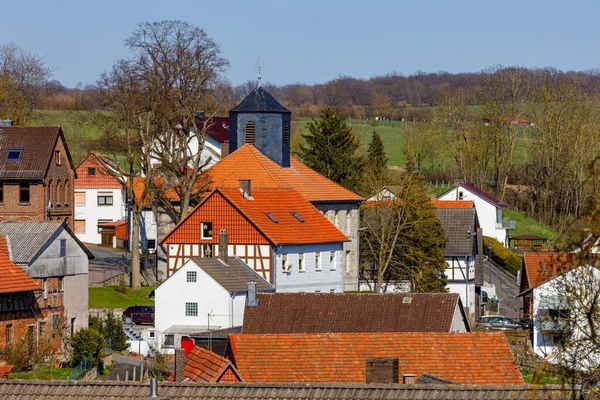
[1, 0, 598, 88]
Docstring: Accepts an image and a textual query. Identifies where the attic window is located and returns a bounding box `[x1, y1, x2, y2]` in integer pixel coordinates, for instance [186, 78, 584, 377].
[403, 297, 412, 304]
[265, 212, 278, 224]
[291, 212, 305, 223]
[55, 150, 61, 166]
[201, 222, 213, 239]
[458, 191, 464, 200]
[88, 167, 96, 176]
[245, 121, 256, 144]
[6, 148, 22, 161]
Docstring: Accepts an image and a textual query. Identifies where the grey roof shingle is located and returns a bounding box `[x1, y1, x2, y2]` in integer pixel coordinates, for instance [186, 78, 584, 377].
[230, 87, 291, 114]
[0, 221, 93, 263]
[192, 256, 274, 293]
[435, 208, 478, 256]
[0, 380, 582, 399]
[243, 293, 466, 334]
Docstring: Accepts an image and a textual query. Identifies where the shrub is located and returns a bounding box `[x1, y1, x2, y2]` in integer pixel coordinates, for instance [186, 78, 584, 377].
[484, 236, 523, 276]
[71, 327, 104, 368]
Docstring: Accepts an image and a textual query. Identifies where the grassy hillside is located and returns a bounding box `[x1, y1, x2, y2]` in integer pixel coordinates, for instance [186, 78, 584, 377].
[504, 209, 559, 242]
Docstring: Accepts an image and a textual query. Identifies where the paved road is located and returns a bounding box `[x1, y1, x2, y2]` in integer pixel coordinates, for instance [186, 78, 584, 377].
[100, 354, 146, 381]
[483, 259, 522, 319]
[87, 245, 130, 285]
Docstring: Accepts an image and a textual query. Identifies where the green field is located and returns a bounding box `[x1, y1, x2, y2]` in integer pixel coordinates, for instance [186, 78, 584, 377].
[89, 286, 155, 308]
[10, 365, 73, 380]
[504, 209, 559, 242]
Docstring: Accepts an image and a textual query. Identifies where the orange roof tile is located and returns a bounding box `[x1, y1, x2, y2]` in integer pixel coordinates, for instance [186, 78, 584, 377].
[522, 252, 574, 290]
[431, 200, 475, 209]
[75, 153, 123, 190]
[161, 188, 348, 245]
[228, 332, 523, 385]
[0, 364, 13, 378]
[167, 346, 242, 383]
[0, 239, 41, 294]
[203, 145, 364, 203]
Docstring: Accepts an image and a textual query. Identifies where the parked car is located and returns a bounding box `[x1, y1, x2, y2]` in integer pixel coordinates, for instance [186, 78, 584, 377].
[516, 318, 533, 330]
[123, 306, 155, 326]
[476, 315, 524, 331]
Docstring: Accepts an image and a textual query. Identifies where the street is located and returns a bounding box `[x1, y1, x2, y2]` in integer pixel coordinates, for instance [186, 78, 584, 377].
[87, 245, 130, 286]
[483, 259, 522, 319]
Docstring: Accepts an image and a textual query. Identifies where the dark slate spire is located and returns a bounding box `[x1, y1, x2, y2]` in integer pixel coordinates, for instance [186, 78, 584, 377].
[230, 87, 290, 114]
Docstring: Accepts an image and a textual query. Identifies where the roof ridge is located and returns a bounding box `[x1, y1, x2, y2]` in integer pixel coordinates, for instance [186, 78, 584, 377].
[245, 145, 281, 188]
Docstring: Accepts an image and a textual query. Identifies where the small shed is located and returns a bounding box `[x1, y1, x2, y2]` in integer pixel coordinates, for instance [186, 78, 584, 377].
[510, 234, 547, 252]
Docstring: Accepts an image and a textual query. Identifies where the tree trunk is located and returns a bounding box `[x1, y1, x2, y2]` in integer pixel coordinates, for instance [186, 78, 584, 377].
[130, 208, 141, 290]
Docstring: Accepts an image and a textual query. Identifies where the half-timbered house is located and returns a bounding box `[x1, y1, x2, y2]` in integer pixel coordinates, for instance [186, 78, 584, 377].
[160, 183, 348, 293]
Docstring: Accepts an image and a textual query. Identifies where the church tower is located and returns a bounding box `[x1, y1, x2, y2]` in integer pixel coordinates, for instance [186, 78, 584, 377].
[228, 85, 292, 168]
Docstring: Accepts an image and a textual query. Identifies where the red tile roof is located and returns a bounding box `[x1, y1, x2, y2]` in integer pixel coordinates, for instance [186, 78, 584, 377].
[0, 239, 41, 294]
[75, 153, 123, 189]
[0, 126, 76, 179]
[522, 252, 574, 291]
[203, 145, 363, 203]
[0, 364, 13, 378]
[431, 200, 475, 209]
[167, 346, 243, 383]
[228, 332, 523, 385]
[162, 188, 348, 245]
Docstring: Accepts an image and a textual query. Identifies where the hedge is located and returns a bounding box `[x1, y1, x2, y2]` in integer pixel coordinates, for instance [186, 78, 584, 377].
[484, 236, 522, 276]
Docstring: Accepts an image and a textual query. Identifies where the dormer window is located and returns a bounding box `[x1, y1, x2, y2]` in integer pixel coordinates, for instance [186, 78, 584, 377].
[6, 148, 22, 161]
[55, 150, 61, 165]
[201, 222, 213, 239]
[245, 121, 256, 144]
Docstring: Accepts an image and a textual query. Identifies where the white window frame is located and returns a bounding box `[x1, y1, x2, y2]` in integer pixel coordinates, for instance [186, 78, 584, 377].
[315, 252, 321, 271]
[201, 222, 213, 240]
[186, 271, 197, 283]
[185, 302, 198, 317]
[298, 253, 305, 272]
[330, 251, 337, 271]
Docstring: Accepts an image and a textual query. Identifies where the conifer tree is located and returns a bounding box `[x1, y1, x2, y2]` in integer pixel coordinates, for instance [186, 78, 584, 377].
[299, 107, 364, 191]
[366, 131, 388, 177]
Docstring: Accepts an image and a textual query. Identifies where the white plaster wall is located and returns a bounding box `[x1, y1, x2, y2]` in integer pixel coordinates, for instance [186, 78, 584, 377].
[74, 188, 126, 244]
[154, 260, 246, 352]
[439, 187, 508, 245]
[447, 282, 476, 314]
[274, 243, 344, 293]
[444, 256, 476, 313]
[139, 210, 158, 252]
[450, 303, 469, 332]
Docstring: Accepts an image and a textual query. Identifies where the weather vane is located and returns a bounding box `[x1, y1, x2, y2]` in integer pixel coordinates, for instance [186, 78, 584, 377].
[255, 57, 264, 87]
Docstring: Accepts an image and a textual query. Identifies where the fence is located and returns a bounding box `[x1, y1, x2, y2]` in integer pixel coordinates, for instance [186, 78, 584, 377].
[68, 355, 93, 381]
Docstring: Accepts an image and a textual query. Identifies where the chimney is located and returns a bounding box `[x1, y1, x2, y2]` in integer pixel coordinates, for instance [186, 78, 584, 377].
[218, 229, 228, 264]
[366, 358, 398, 384]
[148, 377, 159, 397]
[402, 374, 416, 384]
[239, 179, 251, 198]
[246, 280, 257, 307]
[174, 348, 185, 382]
[221, 141, 229, 158]
[0, 120, 13, 127]
[474, 227, 484, 286]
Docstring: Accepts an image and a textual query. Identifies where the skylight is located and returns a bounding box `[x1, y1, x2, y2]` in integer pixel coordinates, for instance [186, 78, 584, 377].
[265, 212, 279, 224]
[6, 148, 22, 161]
[291, 212, 305, 223]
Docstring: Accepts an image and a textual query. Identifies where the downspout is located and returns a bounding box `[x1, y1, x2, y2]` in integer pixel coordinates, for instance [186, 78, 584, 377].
[465, 256, 470, 311]
[230, 292, 234, 327]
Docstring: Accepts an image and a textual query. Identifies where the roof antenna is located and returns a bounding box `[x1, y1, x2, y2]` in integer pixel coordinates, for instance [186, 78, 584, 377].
[255, 57, 264, 88]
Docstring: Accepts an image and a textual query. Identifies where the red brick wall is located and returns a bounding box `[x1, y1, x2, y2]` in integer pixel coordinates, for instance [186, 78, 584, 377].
[218, 367, 242, 382]
[0, 183, 45, 223]
[47, 136, 75, 229]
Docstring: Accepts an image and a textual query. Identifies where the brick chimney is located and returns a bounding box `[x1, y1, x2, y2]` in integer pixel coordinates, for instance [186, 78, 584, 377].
[174, 348, 185, 382]
[221, 141, 229, 158]
[239, 179, 251, 198]
[402, 373, 416, 384]
[246, 280, 257, 307]
[366, 358, 398, 384]
[218, 229, 228, 264]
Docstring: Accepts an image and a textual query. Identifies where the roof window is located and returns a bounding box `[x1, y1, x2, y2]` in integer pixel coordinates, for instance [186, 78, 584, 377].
[291, 212, 305, 223]
[265, 212, 278, 224]
[6, 148, 22, 161]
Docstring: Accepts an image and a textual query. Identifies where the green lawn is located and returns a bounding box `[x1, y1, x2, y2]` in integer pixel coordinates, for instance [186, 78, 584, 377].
[504, 209, 559, 242]
[89, 286, 155, 308]
[519, 368, 566, 385]
[10, 365, 73, 380]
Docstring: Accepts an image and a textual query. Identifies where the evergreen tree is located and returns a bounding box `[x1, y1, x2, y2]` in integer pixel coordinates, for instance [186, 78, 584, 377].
[299, 107, 364, 191]
[101, 311, 129, 352]
[366, 131, 388, 177]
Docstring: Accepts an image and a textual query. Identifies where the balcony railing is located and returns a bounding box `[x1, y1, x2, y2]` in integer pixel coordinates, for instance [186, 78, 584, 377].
[496, 219, 515, 230]
[540, 319, 570, 332]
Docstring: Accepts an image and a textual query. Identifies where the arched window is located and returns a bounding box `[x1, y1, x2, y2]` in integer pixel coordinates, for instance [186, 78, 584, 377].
[56, 180, 62, 204]
[245, 121, 256, 144]
[48, 180, 53, 206]
[283, 123, 290, 146]
[64, 180, 69, 205]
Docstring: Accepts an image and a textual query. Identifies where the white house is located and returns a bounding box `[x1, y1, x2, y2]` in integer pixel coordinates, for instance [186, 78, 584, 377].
[154, 250, 273, 354]
[160, 184, 349, 293]
[438, 182, 514, 246]
[74, 153, 126, 246]
[520, 252, 600, 369]
[435, 202, 483, 314]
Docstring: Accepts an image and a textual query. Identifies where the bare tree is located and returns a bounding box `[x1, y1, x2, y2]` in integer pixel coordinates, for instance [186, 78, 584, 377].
[0, 43, 52, 113]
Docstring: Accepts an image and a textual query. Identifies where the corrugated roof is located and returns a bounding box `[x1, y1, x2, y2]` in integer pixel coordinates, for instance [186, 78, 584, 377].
[203, 145, 364, 203]
[0, 380, 579, 399]
[0, 126, 75, 179]
[230, 87, 291, 114]
[229, 332, 524, 385]
[0, 221, 93, 263]
[243, 293, 464, 334]
[0, 246, 40, 293]
[167, 346, 242, 383]
[191, 257, 274, 293]
[435, 208, 478, 256]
